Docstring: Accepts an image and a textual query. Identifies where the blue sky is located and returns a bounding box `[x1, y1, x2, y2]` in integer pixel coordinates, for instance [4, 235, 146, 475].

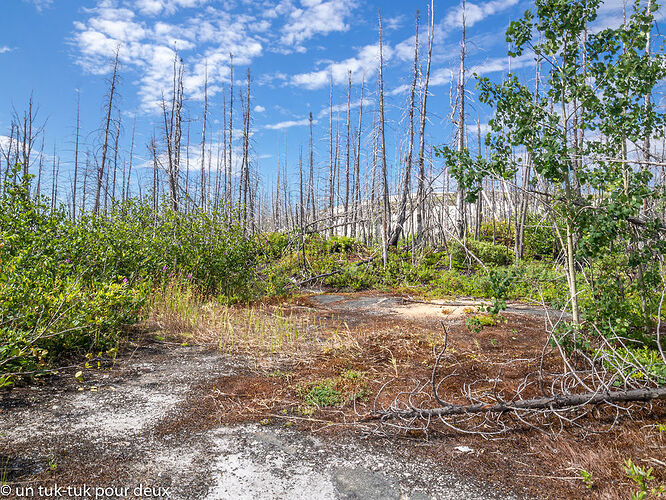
[0, 0, 640, 202]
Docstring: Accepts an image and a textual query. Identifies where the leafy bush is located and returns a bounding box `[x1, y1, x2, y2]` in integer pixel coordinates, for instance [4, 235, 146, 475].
[326, 236, 357, 253]
[256, 232, 291, 260]
[0, 170, 258, 385]
[449, 239, 514, 268]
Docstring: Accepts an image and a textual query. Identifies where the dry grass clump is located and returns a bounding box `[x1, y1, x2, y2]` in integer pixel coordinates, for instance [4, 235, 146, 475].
[145, 282, 327, 357]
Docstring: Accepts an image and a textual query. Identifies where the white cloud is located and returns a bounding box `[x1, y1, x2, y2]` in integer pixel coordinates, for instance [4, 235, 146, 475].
[265, 118, 314, 130]
[0, 47, 12, 54]
[445, 0, 519, 28]
[470, 53, 535, 75]
[0, 135, 12, 152]
[72, 1, 264, 111]
[394, 35, 417, 62]
[280, 0, 355, 53]
[254, 105, 266, 112]
[291, 42, 392, 89]
[429, 68, 454, 87]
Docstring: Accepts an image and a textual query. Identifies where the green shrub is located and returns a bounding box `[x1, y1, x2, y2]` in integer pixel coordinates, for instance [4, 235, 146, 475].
[326, 235, 357, 253]
[300, 379, 342, 407]
[449, 239, 514, 268]
[256, 232, 291, 260]
[0, 170, 258, 385]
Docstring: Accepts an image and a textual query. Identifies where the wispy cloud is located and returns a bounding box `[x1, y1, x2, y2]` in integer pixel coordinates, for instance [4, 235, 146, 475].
[23, 0, 53, 12]
[316, 96, 373, 119]
[384, 15, 405, 31]
[0, 46, 13, 54]
[254, 105, 266, 113]
[134, 0, 211, 16]
[265, 118, 315, 130]
[0, 135, 12, 152]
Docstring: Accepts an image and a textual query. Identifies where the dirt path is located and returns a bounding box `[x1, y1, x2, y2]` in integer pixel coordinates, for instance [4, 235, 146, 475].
[0, 292, 535, 500]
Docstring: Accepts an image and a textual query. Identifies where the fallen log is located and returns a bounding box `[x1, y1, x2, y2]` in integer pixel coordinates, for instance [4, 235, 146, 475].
[369, 386, 666, 421]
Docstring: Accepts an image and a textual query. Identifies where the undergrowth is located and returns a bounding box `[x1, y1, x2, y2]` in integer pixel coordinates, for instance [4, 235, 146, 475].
[0, 169, 257, 386]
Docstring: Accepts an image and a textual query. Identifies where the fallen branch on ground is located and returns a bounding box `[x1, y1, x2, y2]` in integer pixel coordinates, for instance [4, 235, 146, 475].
[368, 386, 666, 421]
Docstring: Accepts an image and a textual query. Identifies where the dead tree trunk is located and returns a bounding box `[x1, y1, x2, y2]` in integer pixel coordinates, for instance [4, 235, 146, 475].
[227, 53, 234, 209]
[378, 9, 390, 266]
[329, 75, 335, 237]
[389, 11, 419, 247]
[162, 54, 184, 212]
[416, 1, 434, 243]
[200, 61, 208, 209]
[308, 112, 316, 226]
[111, 111, 121, 208]
[94, 49, 119, 216]
[351, 75, 364, 239]
[455, 0, 467, 240]
[72, 91, 81, 220]
[126, 115, 136, 203]
[344, 70, 352, 237]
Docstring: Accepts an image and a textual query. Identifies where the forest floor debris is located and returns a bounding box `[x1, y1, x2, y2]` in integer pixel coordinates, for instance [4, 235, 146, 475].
[1, 291, 664, 499]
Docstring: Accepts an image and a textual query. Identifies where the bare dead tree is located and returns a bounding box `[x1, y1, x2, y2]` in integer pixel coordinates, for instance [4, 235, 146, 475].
[454, 0, 467, 239]
[389, 11, 420, 247]
[18, 94, 37, 187]
[72, 91, 81, 220]
[351, 75, 365, 239]
[1, 123, 17, 195]
[200, 61, 208, 209]
[111, 110, 121, 208]
[82, 151, 89, 213]
[93, 49, 119, 216]
[329, 74, 335, 237]
[125, 115, 136, 203]
[308, 111, 316, 226]
[36, 136, 44, 200]
[161, 52, 184, 212]
[239, 68, 251, 228]
[228, 53, 234, 208]
[416, 0, 434, 243]
[344, 70, 352, 236]
[378, 9, 390, 265]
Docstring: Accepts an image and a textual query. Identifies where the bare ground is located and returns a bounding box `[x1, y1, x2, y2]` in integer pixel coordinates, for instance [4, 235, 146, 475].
[1, 291, 664, 499]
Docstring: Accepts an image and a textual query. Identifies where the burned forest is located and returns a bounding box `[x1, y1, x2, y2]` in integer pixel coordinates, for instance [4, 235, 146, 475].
[1, 0, 665, 499]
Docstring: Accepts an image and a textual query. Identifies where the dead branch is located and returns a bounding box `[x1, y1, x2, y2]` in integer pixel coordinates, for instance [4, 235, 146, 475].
[369, 386, 666, 421]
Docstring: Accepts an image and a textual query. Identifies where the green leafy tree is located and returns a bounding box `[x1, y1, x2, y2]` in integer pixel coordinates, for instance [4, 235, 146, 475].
[439, 0, 666, 338]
